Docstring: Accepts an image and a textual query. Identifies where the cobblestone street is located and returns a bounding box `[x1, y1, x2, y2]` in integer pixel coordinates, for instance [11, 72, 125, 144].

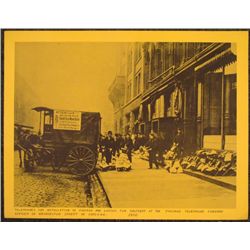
[14, 152, 88, 207]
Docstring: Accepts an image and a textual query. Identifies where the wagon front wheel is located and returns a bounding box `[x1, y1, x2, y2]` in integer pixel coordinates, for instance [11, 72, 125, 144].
[66, 146, 96, 176]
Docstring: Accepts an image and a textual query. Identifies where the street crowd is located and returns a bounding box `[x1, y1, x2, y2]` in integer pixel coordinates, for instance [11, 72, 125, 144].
[98, 128, 184, 170]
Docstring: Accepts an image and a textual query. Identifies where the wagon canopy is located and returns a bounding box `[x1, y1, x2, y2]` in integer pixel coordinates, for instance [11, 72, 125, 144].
[52, 111, 101, 145]
[32, 106, 53, 112]
[33, 107, 101, 145]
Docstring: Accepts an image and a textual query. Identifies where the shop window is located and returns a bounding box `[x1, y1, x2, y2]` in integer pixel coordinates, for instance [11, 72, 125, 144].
[183, 82, 193, 119]
[203, 72, 222, 135]
[167, 87, 182, 118]
[139, 123, 145, 135]
[202, 65, 237, 150]
[152, 120, 159, 134]
[203, 66, 236, 137]
[134, 123, 139, 133]
[153, 95, 164, 119]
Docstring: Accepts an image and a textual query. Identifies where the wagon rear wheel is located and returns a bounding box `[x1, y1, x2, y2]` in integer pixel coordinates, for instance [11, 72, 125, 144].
[66, 146, 96, 176]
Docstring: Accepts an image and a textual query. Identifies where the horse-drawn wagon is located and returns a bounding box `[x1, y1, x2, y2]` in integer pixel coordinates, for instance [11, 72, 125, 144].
[16, 107, 101, 176]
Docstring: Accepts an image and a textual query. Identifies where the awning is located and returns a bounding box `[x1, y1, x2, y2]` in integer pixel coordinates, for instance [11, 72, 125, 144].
[195, 48, 236, 73]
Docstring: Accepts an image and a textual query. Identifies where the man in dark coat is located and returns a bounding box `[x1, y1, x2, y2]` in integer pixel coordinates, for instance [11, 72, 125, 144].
[113, 133, 122, 157]
[157, 132, 166, 166]
[173, 128, 184, 158]
[103, 131, 115, 164]
[145, 133, 159, 169]
[99, 134, 106, 160]
[124, 134, 133, 163]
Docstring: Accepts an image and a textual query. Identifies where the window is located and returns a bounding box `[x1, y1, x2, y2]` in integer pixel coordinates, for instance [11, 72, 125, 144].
[156, 48, 162, 75]
[185, 43, 195, 60]
[137, 73, 141, 94]
[127, 49, 132, 74]
[44, 111, 53, 133]
[164, 43, 170, 70]
[127, 81, 132, 101]
[150, 44, 156, 79]
[152, 120, 159, 134]
[153, 95, 164, 119]
[44, 112, 52, 125]
[134, 73, 141, 97]
[174, 43, 185, 67]
[139, 123, 145, 135]
[203, 72, 222, 135]
[202, 66, 237, 150]
[195, 43, 211, 54]
[135, 43, 141, 62]
[167, 88, 182, 118]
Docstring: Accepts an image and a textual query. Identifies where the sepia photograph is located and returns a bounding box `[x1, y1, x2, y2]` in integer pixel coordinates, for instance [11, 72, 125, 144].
[2, 30, 249, 220]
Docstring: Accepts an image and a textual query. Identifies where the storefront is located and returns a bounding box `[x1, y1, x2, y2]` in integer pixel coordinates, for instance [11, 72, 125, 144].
[141, 83, 184, 149]
[195, 44, 237, 151]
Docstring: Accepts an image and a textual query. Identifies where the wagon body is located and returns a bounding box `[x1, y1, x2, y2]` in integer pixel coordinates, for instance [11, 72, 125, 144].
[30, 107, 101, 175]
[41, 109, 100, 146]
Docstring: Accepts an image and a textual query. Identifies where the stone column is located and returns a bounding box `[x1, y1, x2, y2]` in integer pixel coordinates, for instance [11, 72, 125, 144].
[224, 75, 231, 134]
[221, 66, 225, 150]
[196, 78, 204, 149]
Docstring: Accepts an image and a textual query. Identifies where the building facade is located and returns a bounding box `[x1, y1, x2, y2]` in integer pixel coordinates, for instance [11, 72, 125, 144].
[109, 43, 145, 135]
[108, 42, 237, 153]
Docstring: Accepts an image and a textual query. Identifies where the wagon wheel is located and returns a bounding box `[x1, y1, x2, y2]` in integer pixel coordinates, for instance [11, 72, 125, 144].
[66, 146, 96, 176]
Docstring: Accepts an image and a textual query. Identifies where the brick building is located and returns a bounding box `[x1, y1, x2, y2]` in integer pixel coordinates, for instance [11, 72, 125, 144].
[108, 42, 237, 153]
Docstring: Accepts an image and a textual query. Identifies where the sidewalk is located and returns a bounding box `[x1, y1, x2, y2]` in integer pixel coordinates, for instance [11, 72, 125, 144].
[98, 157, 236, 208]
[137, 155, 236, 192]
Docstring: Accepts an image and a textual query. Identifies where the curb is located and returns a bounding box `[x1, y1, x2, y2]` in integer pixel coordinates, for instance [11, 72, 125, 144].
[183, 169, 236, 192]
[136, 157, 236, 191]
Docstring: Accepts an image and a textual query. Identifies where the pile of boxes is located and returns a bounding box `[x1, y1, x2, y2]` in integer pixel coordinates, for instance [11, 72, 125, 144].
[180, 149, 236, 176]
